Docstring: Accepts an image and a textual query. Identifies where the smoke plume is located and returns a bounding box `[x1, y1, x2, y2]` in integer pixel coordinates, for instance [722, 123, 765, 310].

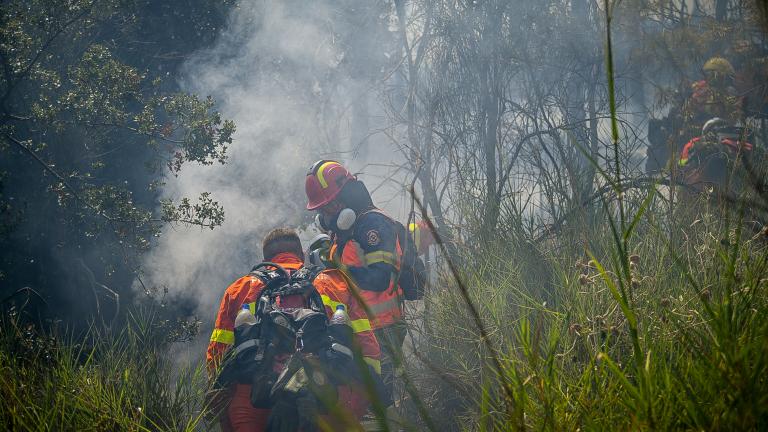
[141, 0, 406, 359]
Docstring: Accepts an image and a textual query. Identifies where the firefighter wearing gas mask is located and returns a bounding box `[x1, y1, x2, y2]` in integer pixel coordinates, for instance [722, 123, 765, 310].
[305, 160, 405, 408]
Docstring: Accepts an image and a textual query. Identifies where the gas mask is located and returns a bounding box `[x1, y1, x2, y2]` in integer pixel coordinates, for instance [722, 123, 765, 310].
[315, 208, 356, 233]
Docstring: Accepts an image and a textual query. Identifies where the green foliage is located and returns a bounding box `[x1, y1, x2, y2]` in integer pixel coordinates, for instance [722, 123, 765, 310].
[160, 192, 224, 230]
[416, 201, 768, 431]
[0, 308, 211, 431]
[0, 0, 235, 308]
[406, 2, 768, 430]
[0, 0, 235, 230]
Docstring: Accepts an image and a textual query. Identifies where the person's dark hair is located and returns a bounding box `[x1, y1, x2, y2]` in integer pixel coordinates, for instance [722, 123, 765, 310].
[262, 228, 303, 261]
[338, 179, 374, 213]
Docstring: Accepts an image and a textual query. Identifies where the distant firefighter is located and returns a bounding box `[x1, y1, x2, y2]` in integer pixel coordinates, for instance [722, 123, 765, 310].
[646, 56, 746, 174]
[408, 220, 434, 256]
[686, 58, 742, 120]
[676, 117, 754, 193]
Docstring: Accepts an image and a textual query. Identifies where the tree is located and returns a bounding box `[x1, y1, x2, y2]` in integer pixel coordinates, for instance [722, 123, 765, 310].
[0, 0, 235, 323]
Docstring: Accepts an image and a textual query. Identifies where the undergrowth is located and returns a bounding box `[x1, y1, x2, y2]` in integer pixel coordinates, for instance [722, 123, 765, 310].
[413, 193, 768, 430]
[0, 308, 210, 432]
[402, 2, 768, 429]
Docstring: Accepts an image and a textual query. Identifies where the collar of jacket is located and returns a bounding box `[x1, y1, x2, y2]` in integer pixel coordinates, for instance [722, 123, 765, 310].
[270, 252, 304, 267]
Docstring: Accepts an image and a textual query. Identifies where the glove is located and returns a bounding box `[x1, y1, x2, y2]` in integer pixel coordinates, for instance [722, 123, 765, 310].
[296, 391, 320, 432]
[266, 398, 300, 432]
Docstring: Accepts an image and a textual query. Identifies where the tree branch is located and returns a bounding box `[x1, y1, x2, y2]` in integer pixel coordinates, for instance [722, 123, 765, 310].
[4, 132, 117, 221]
[1, 1, 96, 109]
[532, 176, 713, 243]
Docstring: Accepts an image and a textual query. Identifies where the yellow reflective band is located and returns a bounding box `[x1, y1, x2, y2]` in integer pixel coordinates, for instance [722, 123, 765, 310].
[364, 357, 382, 374]
[210, 328, 234, 345]
[321, 295, 371, 332]
[247, 302, 257, 314]
[350, 318, 372, 333]
[316, 161, 337, 189]
[365, 251, 398, 267]
[320, 294, 347, 313]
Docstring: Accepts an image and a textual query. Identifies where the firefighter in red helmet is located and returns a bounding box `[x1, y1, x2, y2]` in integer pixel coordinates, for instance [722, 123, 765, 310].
[305, 160, 405, 411]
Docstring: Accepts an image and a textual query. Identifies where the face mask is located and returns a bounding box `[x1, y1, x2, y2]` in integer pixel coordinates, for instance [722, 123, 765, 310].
[316, 208, 356, 232]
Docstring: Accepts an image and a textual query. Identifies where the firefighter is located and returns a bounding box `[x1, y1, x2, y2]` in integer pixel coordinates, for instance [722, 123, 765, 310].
[649, 57, 746, 174]
[305, 160, 406, 410]
[677, 117, 754, 193]
[681, 57, 744, 138]
[408, 220, 434, 256]
[206, 228, 380, 431]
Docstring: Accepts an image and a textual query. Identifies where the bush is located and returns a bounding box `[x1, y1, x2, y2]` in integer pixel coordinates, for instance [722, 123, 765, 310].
[0, 308, 210, 432]
[413, 193, 768, 431]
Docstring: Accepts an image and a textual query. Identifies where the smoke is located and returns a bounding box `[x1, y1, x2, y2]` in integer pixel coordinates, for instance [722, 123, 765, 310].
[141, 0, 406, 360]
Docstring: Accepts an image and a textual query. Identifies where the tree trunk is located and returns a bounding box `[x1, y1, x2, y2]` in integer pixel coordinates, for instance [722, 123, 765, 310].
[715, 0, 728, 21]
[480, 5, 502, 239]
[481, 70, 501, 238]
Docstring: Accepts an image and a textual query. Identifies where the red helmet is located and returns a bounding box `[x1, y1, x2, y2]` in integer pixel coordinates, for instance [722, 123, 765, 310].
[305, 160, 354, 210]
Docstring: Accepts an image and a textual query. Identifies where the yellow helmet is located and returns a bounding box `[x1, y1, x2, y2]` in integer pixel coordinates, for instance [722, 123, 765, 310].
[702, 57, 735, 76]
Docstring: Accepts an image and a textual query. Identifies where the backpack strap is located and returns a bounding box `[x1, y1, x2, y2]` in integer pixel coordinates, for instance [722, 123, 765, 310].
[250, 263, 326, 314]
[250, 262, 291, 288]
[286, 266, 326, 313]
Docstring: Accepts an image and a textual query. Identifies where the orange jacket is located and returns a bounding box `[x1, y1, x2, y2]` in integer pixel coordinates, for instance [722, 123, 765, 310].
[329, 209, 404, 330]
[206, 253, 381, 374]
[206, 252, 305, 370]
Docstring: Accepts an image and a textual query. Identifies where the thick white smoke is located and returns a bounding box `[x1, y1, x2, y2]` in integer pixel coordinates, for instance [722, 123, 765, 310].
[141, 0, 407, 361]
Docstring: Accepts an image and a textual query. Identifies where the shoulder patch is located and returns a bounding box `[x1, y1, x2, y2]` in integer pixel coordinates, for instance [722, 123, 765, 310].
[366, 229, 381, 246]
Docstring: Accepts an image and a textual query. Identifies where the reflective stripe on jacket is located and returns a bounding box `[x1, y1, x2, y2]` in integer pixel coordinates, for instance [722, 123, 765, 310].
[206, 253, 304, 372]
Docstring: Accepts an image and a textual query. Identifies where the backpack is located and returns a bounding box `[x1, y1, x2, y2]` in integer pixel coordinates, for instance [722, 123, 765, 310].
[215, 262, 353, 409]
[361, 209, 427, 300]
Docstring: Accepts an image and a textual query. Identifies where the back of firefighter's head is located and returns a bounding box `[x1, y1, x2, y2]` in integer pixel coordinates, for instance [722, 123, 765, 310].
[702, 57, 735, 87]
[262, 228, 303, 261]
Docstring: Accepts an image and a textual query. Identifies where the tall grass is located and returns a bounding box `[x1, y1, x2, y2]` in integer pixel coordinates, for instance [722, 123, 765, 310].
[413, 195, 768, 430]
[0, 308, 211, 431]
[401, 1, 768, 430]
